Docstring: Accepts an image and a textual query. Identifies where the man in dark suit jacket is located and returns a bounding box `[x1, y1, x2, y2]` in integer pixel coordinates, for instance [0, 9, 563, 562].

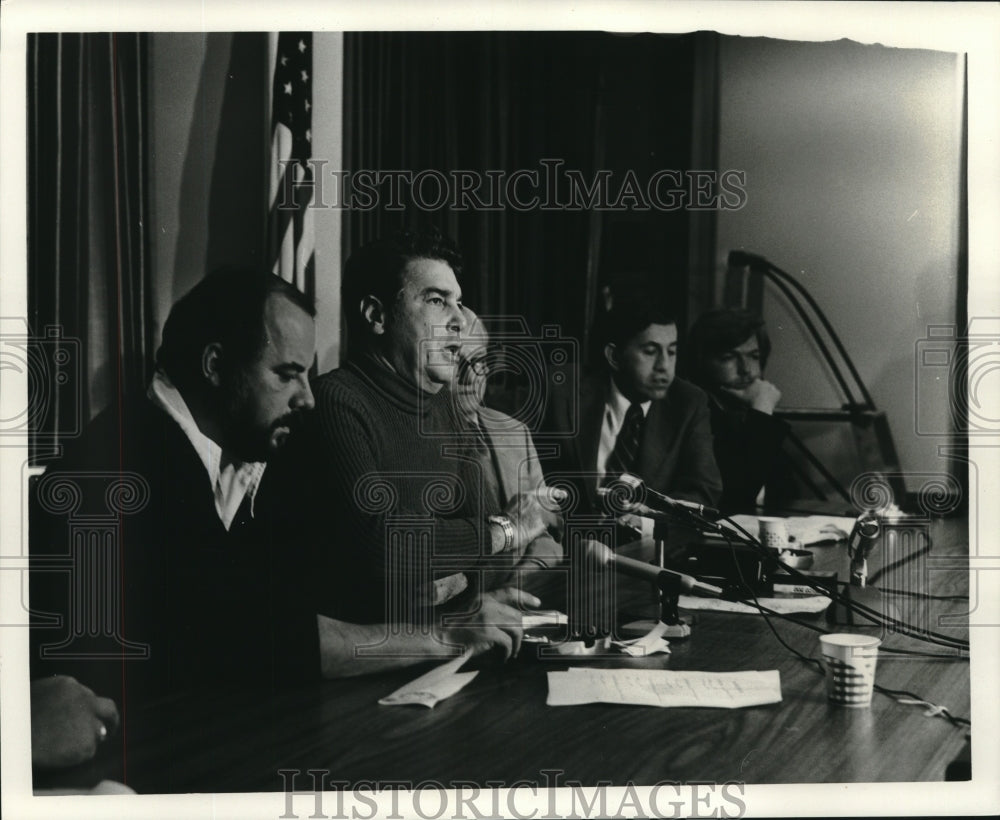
[545, 296, 722, 535]
[29, 268, 322, 785]
[684, 307, 793, 513]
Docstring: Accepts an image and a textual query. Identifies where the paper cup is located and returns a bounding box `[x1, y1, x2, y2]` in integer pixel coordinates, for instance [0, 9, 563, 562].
[758, 517, 789, 549]
[819, 633, 881, 707]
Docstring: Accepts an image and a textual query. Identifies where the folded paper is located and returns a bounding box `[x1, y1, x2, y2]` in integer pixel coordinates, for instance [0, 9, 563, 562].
[378, 648, 477, 708]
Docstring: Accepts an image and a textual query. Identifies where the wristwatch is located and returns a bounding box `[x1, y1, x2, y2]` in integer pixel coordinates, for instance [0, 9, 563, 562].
[487, 514, 515, 554]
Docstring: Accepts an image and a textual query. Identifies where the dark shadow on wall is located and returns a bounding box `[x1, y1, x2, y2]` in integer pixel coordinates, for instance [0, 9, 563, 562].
[343, 31, 698, 357]
[172, 33, 269, 304]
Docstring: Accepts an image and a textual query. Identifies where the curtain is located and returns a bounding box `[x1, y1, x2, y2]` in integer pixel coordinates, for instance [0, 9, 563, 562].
[342, 33, 604, 359]
[341, 32, 703, 378]
[28, 33, 152, 462]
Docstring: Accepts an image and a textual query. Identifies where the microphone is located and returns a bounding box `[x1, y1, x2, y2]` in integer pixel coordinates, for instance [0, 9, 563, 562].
[847, 511, 881, 588]
[603, 498, 680, 523]
[830, 511, 896, 626]
[617, 473, 722, 527]
[848, 512, 880, 559]
[585, 541, 723, 597]
[600, 496, 724, 542]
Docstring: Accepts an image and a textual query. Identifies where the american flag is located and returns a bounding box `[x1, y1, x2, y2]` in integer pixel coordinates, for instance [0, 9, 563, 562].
[268, 32, 314, 294]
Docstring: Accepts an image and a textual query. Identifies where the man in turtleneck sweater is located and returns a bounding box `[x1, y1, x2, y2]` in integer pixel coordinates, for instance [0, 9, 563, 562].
[297, 229, 561, 639]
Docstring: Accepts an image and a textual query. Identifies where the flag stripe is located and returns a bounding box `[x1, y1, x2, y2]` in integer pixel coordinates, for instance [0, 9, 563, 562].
[267, 32, 314, 296]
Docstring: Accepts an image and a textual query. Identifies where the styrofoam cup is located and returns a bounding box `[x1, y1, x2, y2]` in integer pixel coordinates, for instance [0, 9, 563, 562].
[819, 633, 881, 707]
[758, 517, 789, 550]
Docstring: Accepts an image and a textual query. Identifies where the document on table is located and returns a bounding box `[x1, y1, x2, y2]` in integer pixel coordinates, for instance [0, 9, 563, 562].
[546, 668, 782, 708]
[678, 594, 832, 615]
[378, 648, 477, 708]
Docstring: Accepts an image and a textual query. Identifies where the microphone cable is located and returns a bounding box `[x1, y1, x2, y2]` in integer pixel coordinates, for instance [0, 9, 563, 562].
[716, 529, 970, 729]
[720, 516, 969, 652]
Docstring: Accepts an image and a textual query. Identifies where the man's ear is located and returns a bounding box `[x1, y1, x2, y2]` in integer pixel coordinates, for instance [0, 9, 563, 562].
[361, 296, 387, 336]
[201, 343, 224, 387]
[603, 343, 620, 373]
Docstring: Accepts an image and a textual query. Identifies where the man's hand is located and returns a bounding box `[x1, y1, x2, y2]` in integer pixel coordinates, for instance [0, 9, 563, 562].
[440, 587, 541, 660]
[317, 587, 542, 678]
[721, 378, 781, 415]
[518, 536, 564, 569]
[502, 490, 565, 556]
[31, 676, 119, 770]
[615, 513, 645, 533]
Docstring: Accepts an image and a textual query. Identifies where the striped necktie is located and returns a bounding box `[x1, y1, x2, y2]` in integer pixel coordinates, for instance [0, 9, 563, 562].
[604, 402, 645, 482]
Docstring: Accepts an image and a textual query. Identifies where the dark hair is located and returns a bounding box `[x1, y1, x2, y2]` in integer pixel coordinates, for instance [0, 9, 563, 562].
[601, 295, 678, 352]
[684, 307, 771, 388]
[341, 228, 463, 344]
[156, 266, 315, 391]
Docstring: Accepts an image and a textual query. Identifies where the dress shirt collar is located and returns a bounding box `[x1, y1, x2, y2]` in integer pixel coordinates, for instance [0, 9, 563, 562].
[147, 370, 266, 530]
[605, 376, 652, 429]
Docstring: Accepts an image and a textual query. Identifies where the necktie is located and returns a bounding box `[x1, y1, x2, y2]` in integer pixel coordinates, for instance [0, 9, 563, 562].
[605, 403, 645, 482]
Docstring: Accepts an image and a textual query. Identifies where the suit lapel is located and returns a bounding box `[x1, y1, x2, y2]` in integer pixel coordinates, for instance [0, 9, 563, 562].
[636, 395, 671, 488]
[479, 410, 517, 505]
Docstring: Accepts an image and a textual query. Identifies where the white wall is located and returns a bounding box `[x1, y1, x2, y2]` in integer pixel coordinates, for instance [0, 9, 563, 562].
[312, 32, 344, 374]
[148, 33, 227, 340]
[147, 33, 342, 371]
[714, 36, 963, 491]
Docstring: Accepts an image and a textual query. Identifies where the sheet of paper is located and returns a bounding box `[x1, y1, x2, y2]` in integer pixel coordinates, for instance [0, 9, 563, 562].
[786, 515, 855, 544]
[716, 514, 855, 546]
[679, 594, 832, 615]
[547, 668, 781, 708]
[521, 610, 568, 629]
[378, 648, 478, 708]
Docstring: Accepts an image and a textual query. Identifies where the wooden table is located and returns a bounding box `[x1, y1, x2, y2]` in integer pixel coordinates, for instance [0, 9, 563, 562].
[39, 515, 970, 793]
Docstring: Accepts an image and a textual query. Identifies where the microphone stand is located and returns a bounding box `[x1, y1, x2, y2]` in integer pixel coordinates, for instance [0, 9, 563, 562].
[651, 518, 690, 635]
[603, 483, 724, 639]
[653, 567, 689, 638]
[654, 517, 669, 571]
[621, 513, 698, 640]
[830, 511, 900, 626]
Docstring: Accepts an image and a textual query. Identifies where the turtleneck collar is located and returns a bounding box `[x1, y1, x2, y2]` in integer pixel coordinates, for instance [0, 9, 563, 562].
[347, 351, 450, 418]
